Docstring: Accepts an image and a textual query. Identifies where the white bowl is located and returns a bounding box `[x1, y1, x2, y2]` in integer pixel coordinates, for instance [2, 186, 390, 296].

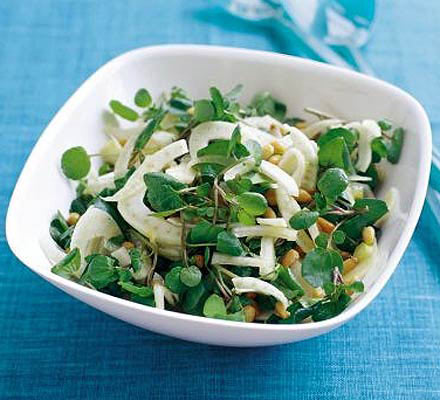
[6, 45, 431, 347]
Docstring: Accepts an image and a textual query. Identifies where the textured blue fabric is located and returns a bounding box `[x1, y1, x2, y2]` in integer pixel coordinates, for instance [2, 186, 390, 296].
[1, 1, 439, 399]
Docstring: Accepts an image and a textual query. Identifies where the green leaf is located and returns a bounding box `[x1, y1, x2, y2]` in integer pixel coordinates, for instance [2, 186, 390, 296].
[197, 140, 230, 158]
[144, 172, 186, 212]
[134, 88, 152, 108]
[311, 292, 351, 322]
[51, 248, 81, 280]
[226, 177, 253, 195]
[49, 211, 73, 249]
[227, 126, 241, 157]
[339, 198, 388, 241]
[216, 231, 244, 256]
[332, 230, 346, 245]
[371, 137, 388, 159]
[318, 137, 353, 172]
[315, 232, 329, 248]
[109, 100, 139, 121]
[165, 266, 186, 294]
[180, 266, 202, 288]
[301, 248, 342, 288]
[129, 248, 141, 272]
[134, 119, 156, 151]
[378, 120, 392, 131]
[387, 127, 404, 164]
[194, 99, 215, 122]
[183, 282, 209, 313]
[82, 255, 119, 289]
[276, 266, 304, 297]
[196, 182, 211, 197]
[249, 92, 286, 120]
[224, 84, 243, 102]
[61, 146, 91, 180]
[289, 210, 319, 230]
[119, 281, 153, 297]
[318, 127, 357, 150]
[236, 192, 268, 216]
[215, 310, 246, 322]
[188, 221, 224, 244]
[317, 168, 349, 200]
[192, 163, 224, 183]
[345, 281, 365, 293]
[237, 209, 256, 225]
[203, 294, 227, 318]
[210, 87, 225, 118]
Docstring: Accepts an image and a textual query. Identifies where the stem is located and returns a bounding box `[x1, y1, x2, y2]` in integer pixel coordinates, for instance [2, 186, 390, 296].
[217, 266, 238, 279]
[180, 211, 189, 268]
[304, 107, 339, 121]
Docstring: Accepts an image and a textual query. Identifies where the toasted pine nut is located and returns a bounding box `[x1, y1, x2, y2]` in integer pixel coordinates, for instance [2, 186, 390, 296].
[294, 244, 305, 258]
[263, 207, 277, 219]
[271, 141, 287, 155]
[194, 254, 204, 268]
[67, 212, 80, 226]
[265, 189, 277, 207]
[274, 302, 291, 319]
[362, 226, 376, 246]
[281, 249, 300, 267]
[317, 217, 335, 234]
[295, 121, 307, 130]
[268, 154, 282, 165]
[122, 241, 135, 250]
[340, 251, 351, 260]
[262, 143, 275, 160]
[343, 256, 358, 274]
[245, 292, 257, 300]
[295, 189, 312, 204]
[243, 305, 257, 322]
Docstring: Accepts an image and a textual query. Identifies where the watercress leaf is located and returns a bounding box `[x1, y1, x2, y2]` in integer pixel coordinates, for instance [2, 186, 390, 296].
[183, 281, 209, 313]
[209, 87, 225, 118]
[98, 162, 113, 176]
[119, 281, 153, 297]
[134, 88, 152, 108]
[250, 92, 286, 120]
[194, 99, 215, 122]
[203, 294, 227, 317]
[165, 266, 186, 294]
[233, 143, 250, 159]
[216, 231, 244, 256]
[226, 177, 253, 195]
[180, 266, 202, 288]
[387, 127, 404, 164]
[236, 192, 268, 216]
[327, 249, 343, 273]
[134, 119, 156, 151]
[215, 310, 246, 322]
[359, 164, 379, 190]
[317, 168, 349, 200]
[227, 125, 241, 157]
[339, 198, 388, 241]
[289, 210, 319, 230]
[197, 140, 229, 157]
[378, 119, 392, 131]
[49, 211, 73, 249]
[192, 163, 224, 183]
[302, 248, 340, 288]
[318, 137, 353, 172]
[224, 84, 243, 102]
[311, 292, 351, 322]
[144, 172, 186, 212]
[129, 248, 141, 272]
[51, 248, 81, 280]
[109, 100, 139, 121]
[245, 139, 262, 166]
[237, 209, 256, 225]
[188, 221, 224, 244]
[346, 281, 364, 293]
[371, 137, 388, 158]
[315, 232, 329, 248]
[61, 146, 91, 180]
[276, 266, 304, 297]
[196, 182, 211, 197]
[82, 255, 119, 289]
[323, 282, 335, 296]
[332, 230, 346, 245]
[318, 127, 357, 150]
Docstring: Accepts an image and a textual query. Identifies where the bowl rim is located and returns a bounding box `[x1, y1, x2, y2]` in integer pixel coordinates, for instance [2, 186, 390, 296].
[6, 44, 432, 333]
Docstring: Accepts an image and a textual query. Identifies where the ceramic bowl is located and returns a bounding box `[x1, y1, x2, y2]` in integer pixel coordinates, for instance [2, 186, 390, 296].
[6, 45, 431, 346]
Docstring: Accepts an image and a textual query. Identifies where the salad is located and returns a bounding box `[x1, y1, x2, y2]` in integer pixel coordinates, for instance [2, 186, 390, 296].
[44, 85, 403, 324]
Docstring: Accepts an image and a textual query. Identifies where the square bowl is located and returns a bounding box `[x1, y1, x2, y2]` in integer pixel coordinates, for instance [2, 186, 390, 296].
[6, 45, 432, 347]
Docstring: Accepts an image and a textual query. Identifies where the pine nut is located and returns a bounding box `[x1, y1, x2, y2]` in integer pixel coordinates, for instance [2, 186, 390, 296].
[122, 241, 135, 250]
[67, 212, 80, 226]
[275, 301, 291, 319]
[271, 141, 287, 155]
[362, 226, 376, 246]
[343, 256, 358, 274]
[281, 249, 300, 267]
[265, 189, 277, 207]
[194, 255, 204, 268]
[295, 121, 307, 130]
[340, 251, 351, 260]
[295, 189, 312, 204]
[317, 217, 335, 234]
[262, 143, 275, 160]
[268, 154, 282, 165]
[243, 305, 257, 322]
[263, 207, 276, 219]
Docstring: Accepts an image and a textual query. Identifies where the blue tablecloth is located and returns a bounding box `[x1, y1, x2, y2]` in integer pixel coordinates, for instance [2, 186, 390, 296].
[1, 1, 439, 398]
